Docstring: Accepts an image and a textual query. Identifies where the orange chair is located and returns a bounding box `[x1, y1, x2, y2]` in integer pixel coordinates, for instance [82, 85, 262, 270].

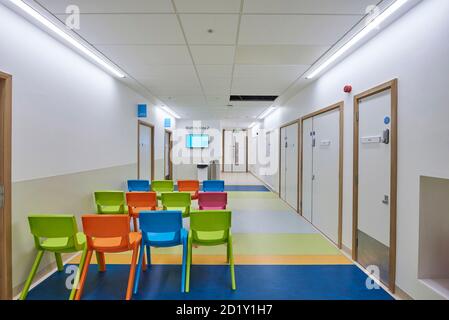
[126, 192, 158, 231]
[75, 215, 144, 300]
[178, 180, 200, 200]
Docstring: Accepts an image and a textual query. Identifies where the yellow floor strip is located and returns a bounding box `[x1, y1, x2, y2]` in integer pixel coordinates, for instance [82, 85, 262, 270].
[69, 253, 352, 265]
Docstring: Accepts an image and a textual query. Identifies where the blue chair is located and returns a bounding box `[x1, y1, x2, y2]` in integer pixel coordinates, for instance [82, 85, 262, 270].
[133, 211, 188, 293]
[127, 180, 150, 192]
[203, 180, 225, 192]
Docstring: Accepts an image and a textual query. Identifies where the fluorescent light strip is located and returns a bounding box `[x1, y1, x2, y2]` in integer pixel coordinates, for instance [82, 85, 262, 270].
[306, 0, 408, 79]
[9, 0, 126, 78]
[258, 106, 276, 120]
[161, 106, 181, 119]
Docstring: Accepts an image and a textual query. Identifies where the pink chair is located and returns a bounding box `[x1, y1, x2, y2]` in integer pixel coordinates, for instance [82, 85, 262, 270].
[198, 192, 228, 210]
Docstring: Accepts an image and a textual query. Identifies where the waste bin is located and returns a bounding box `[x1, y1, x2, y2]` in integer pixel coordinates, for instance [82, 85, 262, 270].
[208, 160, 220, 180]
[197, 163, 209, 182]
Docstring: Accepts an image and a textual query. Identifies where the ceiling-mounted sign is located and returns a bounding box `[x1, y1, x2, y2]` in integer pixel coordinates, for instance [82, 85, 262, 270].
[164, 118, 171, 128]
[137, 104, 147, 118]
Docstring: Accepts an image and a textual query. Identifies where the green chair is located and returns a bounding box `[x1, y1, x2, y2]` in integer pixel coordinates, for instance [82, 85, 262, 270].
[94, 190, 127, 214]
[20, 215, 87, 300]
[161, 192, 191, 218]
[151, 180, 174, 200]
[186, 210, 236, 292]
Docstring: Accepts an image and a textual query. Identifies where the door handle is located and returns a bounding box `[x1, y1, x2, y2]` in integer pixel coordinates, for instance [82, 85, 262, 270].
[382, 195, 389, 205]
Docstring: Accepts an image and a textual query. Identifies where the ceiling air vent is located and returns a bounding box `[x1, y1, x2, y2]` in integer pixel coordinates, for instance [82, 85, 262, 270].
[230, 95, 278, 102]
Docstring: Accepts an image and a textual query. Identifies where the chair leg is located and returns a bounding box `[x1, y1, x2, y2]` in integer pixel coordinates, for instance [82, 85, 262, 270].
[55, 252, 64, 272]
[96, 251, 106, 272]
[69, 247, 87, 300]
[181, 242, 187, 293]
[228, 239, 236, 290]
[126, 245, 139, 300]
[133, 242, 146, 295]
[186, 237, 192, 293]
[132, 217, 138, 232]
[226, 242, 230, 264]
[19, 250, 45, 300]
[146, 245, 151, 266]
[75, 250, 93, 300]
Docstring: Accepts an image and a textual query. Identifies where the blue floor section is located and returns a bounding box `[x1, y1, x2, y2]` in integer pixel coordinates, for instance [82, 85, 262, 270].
[27, 265, 393, 300]
[173, 185, 270, 192]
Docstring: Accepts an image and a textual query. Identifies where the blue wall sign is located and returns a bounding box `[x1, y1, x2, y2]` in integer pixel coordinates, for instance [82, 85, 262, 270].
[137, 104, 147, 118]
[384, 116, 391, 125]
[164, 118, 171, 128]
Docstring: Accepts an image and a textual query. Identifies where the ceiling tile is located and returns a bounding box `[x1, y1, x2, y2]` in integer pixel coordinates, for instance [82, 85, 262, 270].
[180, 14, 239, 45]
[146, 84, 203, 96]
[201, 77, 232, 95]
[233, 65, 309, 79]
[239, 14, 361, 45]
[56, 14, 184, 45]
[97, 45, 192, 70]
[196, 65, 233, 79]
[243, 0, 375, 14]
[161, 95, 207, 108]
[36, 0, 174, 13]
[235, 45, 328, 65]
[174, 0, 242, 13]
[206, 95, 231, 106]
[190, 46, 235, 64]
[232, 77, 292, 95]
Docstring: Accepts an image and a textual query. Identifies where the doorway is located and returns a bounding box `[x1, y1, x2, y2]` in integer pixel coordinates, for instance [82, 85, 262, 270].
[137, 120, 155, 181]
[222, 129, 248, 173]
[164, 129, 173, 180]
[279, 121, 299, 211]
[0, 71, 12, 300]
[353, 79, 398, 292]
[301, 103, 343, 248]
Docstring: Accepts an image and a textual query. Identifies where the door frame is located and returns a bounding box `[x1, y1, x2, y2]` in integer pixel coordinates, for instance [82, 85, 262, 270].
[278, 119, 301, 213]
[137, 120, 155, 180]
[300, 102, 344, 249]
[0, 71, 12, 300]
[164, 129, 173, 180]
[221, 129, 248, 173]
[352, 79, 398, 293]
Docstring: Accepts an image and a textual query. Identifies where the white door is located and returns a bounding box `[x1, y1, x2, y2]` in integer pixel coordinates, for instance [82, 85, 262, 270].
[280, 123, 298, 210]
[280, 127, 287, 199]
[164, 131, 171, 179]
[139, 124, 152, 180]
[223, 130, 247, 172]
[357, 89, 392, 284]
[312, 109, 340, 244]
[301, 118, 313, 222]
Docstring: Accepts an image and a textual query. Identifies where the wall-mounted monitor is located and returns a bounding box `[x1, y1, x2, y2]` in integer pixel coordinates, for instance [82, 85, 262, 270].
[186, 134, 209, 149]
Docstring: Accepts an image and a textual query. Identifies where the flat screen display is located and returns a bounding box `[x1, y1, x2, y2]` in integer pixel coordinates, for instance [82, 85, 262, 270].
[186, 134, 209, 148]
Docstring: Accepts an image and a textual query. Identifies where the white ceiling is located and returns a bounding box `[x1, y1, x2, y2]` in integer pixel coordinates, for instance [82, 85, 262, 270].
[32, 0, 377, 120]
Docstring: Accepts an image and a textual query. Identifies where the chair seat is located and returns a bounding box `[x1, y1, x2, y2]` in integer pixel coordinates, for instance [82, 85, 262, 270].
[129, 207, 158, 217]
[99, 206, 128, 214]
[194, 230, 226, 244]
[200, 206, 226, 210]
[146, 230, 186, 247]
[166, 206, 188, 214]
[92, 232, 141, 252]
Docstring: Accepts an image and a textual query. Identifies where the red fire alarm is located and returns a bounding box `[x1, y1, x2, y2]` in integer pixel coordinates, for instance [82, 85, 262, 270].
[344, 85, 352, 93]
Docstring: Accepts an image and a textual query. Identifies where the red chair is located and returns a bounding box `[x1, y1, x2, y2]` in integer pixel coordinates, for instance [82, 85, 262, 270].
[75, 215, 144, 300]
[126, 192, 158, 231]
[178, 180, 200, 200]
[198, 192, 228, 210]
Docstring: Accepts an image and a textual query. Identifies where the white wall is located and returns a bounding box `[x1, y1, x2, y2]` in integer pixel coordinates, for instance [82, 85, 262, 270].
[260, 0, 449, 299]
[0, 3, 173, 289]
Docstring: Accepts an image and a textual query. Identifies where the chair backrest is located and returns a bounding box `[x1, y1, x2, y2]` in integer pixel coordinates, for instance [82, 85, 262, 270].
[203, 180, 225, 192]
[126, 192, 157, 209]
[139, 211, 183, 235]
[177, 180, 200, 192]
[81, 214, 131, 249]
[28, 214, 79, 249]
[127, 180, 150, 192]
[151, 180, 174, 193]
[190, 210, 231, 242]
[94, 191, 126, 214]
[198, 192, 227, 209]
[161, 192, 191, 208]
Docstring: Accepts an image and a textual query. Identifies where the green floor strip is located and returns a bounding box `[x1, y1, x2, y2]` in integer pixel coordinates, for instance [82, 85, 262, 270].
[151, 233, 341, 256]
